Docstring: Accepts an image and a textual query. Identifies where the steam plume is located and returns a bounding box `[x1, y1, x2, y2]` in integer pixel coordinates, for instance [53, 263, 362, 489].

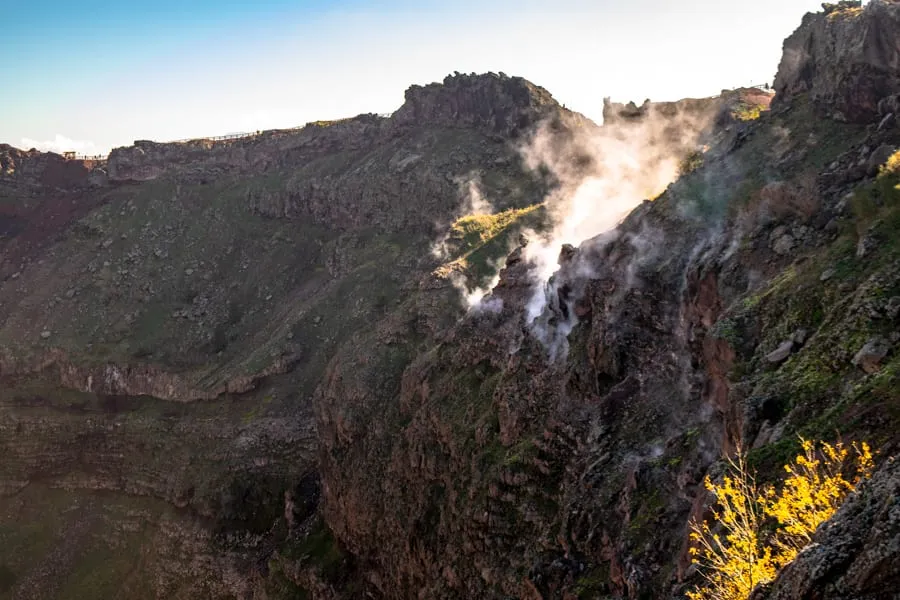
[518, 102, 717, 353]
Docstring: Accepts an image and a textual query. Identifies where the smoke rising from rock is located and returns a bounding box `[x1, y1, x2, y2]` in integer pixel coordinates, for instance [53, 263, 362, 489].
[518, 102, 717, 351]
[432, 173, 510, 311]
[459, 175, 494, 217]
[20, 134, 99, 156]
[431, 173, 491, 262]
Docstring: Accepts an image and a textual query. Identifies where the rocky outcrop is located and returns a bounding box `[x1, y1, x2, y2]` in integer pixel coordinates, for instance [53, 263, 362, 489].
[773, 0, 900, 123]
[106, 115, 386, 183]
[392, 72, 561, 136]
[0, 146, 111, 280]
[601, 88, 773, 128]
[0, 144, 95, 190]
[107, 74, 567, 184]
[758, 457, 900, 600]
[0, 71, 574, 599]
[0, 348, 298, 402]
[311, 23, 900, 596]
[315, 184, 749, 598]
[602, 96, 721, 125]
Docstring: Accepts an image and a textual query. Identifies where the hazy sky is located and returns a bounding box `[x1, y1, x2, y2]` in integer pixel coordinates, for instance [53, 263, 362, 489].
[2, 0, 829, 155]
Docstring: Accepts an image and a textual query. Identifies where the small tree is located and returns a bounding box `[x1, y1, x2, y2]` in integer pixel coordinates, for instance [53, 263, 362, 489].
[687, 453, 776, 600]
[688, 438, 873, 600]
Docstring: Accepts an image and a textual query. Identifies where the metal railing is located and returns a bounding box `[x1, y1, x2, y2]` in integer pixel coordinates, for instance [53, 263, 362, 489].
[168, 131, 261, 144]
[56, 112, 399, 158]
[62, 152, 108, 162]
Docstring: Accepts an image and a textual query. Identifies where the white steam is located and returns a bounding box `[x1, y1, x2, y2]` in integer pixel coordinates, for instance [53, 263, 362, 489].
[436, 102, 716, 335]
[431, 173, 495, 261]
[518, 103, 716, 351]
[460, 176, 493, 216]
[435, 174, 507, 312]
[20, 134, 99, 155]
[465, 271, 502, 311]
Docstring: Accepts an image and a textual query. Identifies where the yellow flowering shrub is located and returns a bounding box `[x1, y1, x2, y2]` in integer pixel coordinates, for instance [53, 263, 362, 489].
[763, 438, 873, 565]
[879, 149, 900, 179]
[688, 438, 873, 600]
[686, 453, 776, 600]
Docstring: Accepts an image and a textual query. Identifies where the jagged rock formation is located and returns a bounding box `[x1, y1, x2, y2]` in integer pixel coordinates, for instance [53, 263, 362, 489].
[312, 82, 900, 597]
[106, 74, 564, 185]
[393, 72, 565, 135]
[774, 0, 900, 123]
[1, 3, 900, 599]
[106, 115, 386, 183]
[0, 144, 102, 190]
[601, 87, 773, 126]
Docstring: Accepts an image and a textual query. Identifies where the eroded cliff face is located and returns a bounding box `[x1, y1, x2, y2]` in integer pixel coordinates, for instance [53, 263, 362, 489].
[106, 115, 385, 183]
[308, 4, 900, 598]
[0, 145, 108, 273]
[0, 145, 103, 190]
[774, 0, 900, 123]
[0, 74, 567, 599]
[393, 72, 566, 135]
[106, 73, 562, 185]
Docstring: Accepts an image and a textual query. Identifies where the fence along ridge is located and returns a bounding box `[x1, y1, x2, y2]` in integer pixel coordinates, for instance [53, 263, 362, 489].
[166, 112, 394, 144]
[61, 151, 107, 162]
[168, 131, 261, 144]
[61, 112, 399, 159]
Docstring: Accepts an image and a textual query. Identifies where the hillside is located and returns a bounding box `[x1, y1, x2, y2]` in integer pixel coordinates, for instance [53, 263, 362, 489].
[2, 1, 900, 599]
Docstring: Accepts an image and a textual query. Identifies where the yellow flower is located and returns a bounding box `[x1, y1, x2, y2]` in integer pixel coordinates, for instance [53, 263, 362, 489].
[688, 438, 874, 600]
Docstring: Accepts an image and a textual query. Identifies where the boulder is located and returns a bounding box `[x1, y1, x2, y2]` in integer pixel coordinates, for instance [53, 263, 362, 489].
[878, 93, 900, 117]
[767, 340, 796, 364]
[772, 234, 796, 256]
[866, 144, 897, 176]
[852, 336, 891, 373]
[392, 72, 562, 136]
[792, 329, 810, 345]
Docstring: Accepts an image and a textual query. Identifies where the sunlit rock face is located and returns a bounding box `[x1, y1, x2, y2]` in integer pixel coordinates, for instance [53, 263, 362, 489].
[774, 0, 900, 123]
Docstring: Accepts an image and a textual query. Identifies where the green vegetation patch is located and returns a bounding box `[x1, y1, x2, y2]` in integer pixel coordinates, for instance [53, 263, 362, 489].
[738, 156, 900, 474]
[449, 204, 542, 253]
[443, 203, 547, 288]
[731, 102, 766, 122]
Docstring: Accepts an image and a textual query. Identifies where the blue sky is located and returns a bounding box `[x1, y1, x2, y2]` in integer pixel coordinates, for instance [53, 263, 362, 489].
[2, 0, 828, 154]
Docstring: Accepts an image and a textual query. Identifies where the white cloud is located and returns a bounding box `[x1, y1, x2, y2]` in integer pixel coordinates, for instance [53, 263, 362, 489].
[19, 134, 99, 155]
